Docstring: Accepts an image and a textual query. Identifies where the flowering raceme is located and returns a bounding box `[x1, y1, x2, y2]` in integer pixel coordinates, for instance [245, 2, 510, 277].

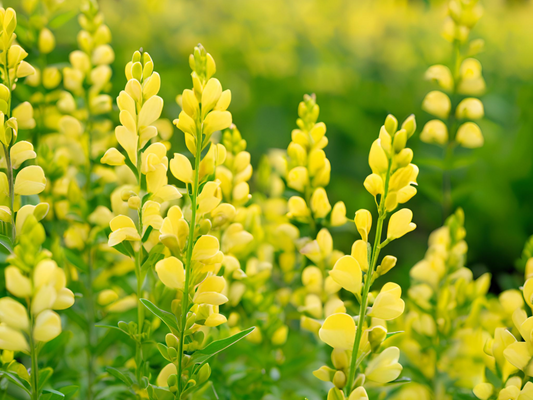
[421, 0, 486, 216]
[314, 114, 418, 399]
[0, 214, 74, 398]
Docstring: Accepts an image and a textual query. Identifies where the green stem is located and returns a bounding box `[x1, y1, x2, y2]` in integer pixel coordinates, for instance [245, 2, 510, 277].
[83, 93, 96, 400]
[177, 125, 203, 397]
[442, 142, 453, 220]
[134, 243, 144, 382]
[441, 40, 462, 220]
[86, 246, 95, 400]
[344, 213, 385, 394]
[2, 144, 15, 241]
[29, 309, 40, 400]
[134, 162, 145, 383]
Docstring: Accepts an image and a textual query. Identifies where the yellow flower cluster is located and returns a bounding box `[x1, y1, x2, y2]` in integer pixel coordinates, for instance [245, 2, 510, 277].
[395, 209, 491, 398]
[315, 114, 418, 399]
[0, 214, 74, 398]
[470, 249, 533, 400]
[286, 94, 346, 228]
[421, 0, 485, 149]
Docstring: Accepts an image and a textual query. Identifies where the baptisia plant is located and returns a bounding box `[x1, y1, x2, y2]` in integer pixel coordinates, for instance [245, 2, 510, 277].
[119, 44, 255, 400]
[284, 95, 347, 338]
[314, 114, 418, 399]
[420, 0, 485, 216]
[0, 214, 75, 399]
[471, 242, 533, 400]
[101, 49, 178, 396]
[0, 7, 46, 246]
[396, 209, 492, 400]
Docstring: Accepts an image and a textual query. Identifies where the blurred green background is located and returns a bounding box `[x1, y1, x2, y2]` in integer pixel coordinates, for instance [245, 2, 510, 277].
[8, 0, 533, 291]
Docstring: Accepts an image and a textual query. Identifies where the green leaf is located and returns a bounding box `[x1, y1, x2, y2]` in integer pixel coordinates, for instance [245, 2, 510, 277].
[385, 331, 404, 340]
[142, 225, 154, 242]
[96, 324, 129, 335]
[40, 388, 65, 400]
[147, 384, 174, 400]
[38, 367, 53, 393]
[48, 10, 78, 29]
[141, 243, 165, 276]
[106, 367, 134, 386]
[0, 371, 31, 395]
[0, 233, 14, 254]
[59, 385, 79, 399]
[112, 240, 135, 258]
[140, 298, 179, 332]
[385, 377, 412, 386]
[190, 327, 255, 366]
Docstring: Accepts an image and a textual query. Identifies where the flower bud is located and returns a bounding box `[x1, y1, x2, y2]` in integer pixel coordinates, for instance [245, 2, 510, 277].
[38, 28, 55, 54]
[376, 255, 397, 276]
[456, 122, 483, 148]
[422, 91, 451, 119]
[456, 98, 484, 120]
[310, 188, 331, 219]
[420, 120, 448, 146]
[354, 209, 372, 242]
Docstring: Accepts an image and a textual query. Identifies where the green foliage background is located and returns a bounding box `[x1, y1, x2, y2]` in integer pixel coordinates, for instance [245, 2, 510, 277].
[8, 0, 533, 290]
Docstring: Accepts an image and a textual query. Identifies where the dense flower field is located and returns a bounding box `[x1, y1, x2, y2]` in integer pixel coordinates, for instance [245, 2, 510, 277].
[0, 0, 532, 399]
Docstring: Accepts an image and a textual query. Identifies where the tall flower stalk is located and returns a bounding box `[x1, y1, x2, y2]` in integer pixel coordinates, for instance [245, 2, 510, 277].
[420, 0, 485, 218]
[314, 114, 419, 399]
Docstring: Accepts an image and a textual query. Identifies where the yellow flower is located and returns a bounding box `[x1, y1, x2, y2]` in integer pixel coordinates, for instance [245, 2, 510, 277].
[365, 346, 403, 383]
[14, 165, 46, 195]
[193, 276, 228, 306]
[108, 215, 141, 247]
[170, 153, 194, 184]
[33, 310, 62, 343]
[160, 206, 189, 252]
[155, 257, 185, 290]
[319, 313, 356, 350]
[363, 173, 384, 197]
[329, 256, 362, 295]
[101, 148, 126, 166]
[5, 266, 32, 298]
[456, 122, 484, 148]
[354, 209, 372, 241]
[425, 65, 453, 92]
[420, 120, 448, 146]
[288, 196, 310, 219]
[387, 208, 416, 240]
[456, 98, 484, 120]
[192, 235, 220, 262]
[310, 188, 331, 219]
[0, 325, 29, 353]
[473, 383, 493, 400]
[331, 201, 347, 226]
[10, 141, 36, 169]
[0, 297, 29, 331]
[422, 91, 451, 119]
[368, 282, 405, 320]
[524, 278, 533, 309]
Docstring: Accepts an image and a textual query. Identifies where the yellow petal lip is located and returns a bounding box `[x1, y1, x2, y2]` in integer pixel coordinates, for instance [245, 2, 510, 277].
[14, 165, 46, 195]
[101, 148, 125, 166]
[319, 312, 356, 350]
[329, 255, 362, 295]
[192, 235, 220, 261]
[155, 257, 185, 290]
